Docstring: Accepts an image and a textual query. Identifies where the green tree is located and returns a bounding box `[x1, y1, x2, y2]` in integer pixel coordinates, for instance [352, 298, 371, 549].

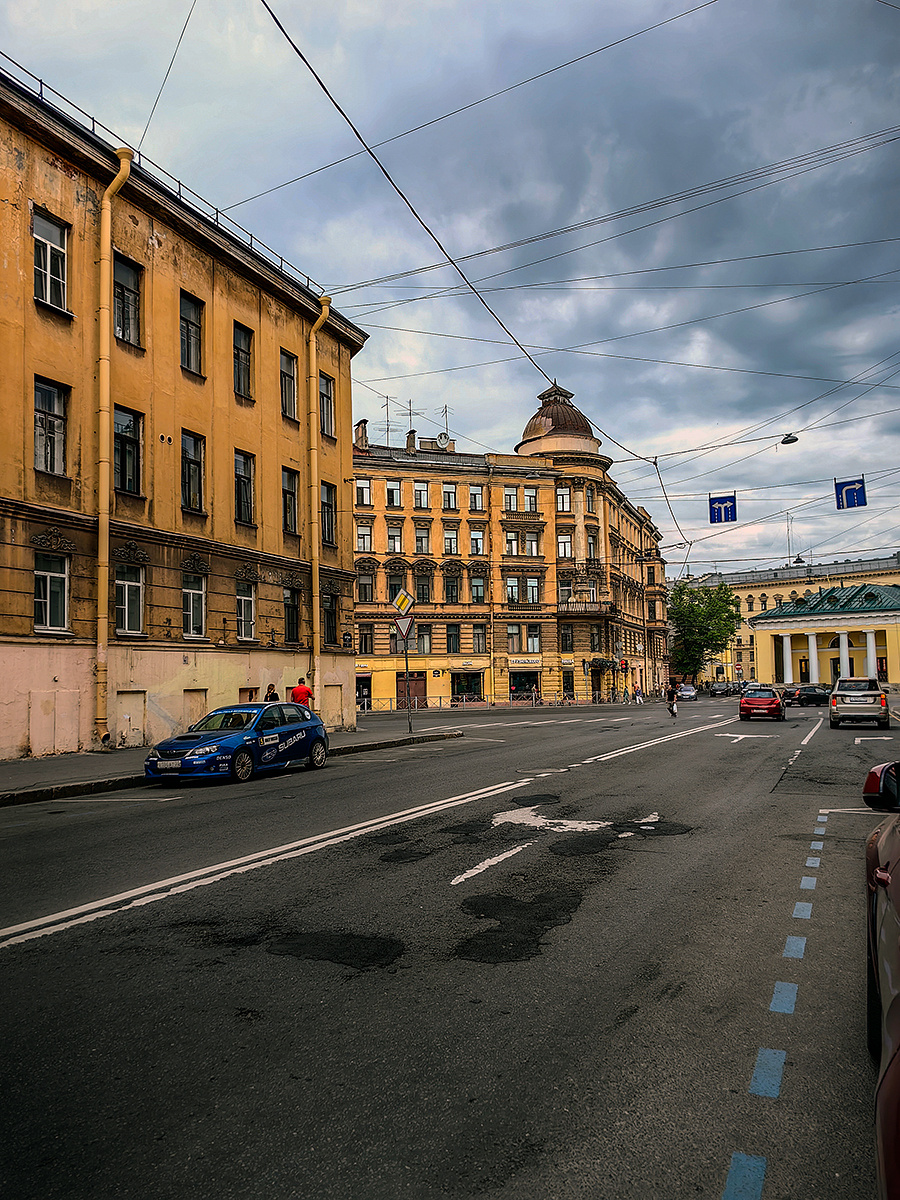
[667, 581, 742, 680]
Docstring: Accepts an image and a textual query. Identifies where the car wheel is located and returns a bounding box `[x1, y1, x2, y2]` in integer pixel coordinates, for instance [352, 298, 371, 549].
[879, 718, 891, 731]
[829, 717, 840, 729]
[868, 939, 882, 1061]
[307, 738, 328, 769]
[739, 713, 749, 721]
[231, 748, 254, 783]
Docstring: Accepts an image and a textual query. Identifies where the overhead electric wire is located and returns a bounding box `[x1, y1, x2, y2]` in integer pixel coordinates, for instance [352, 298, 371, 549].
[255, 0, 553, 385]
[223, 0, 719, 212]
[138, 0, 199, 151]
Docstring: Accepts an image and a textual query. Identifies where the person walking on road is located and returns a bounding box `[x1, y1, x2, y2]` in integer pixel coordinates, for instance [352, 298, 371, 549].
[634, 686, 644, 705]
[291, 677, 313, 706]
[666, 683, 678, 718]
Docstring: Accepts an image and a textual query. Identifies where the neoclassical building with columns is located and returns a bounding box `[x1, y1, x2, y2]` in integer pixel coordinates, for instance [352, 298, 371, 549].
[748, 583, 900, 686]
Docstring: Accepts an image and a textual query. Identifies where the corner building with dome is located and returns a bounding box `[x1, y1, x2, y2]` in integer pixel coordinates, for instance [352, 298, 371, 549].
[351, 384, 669, 709]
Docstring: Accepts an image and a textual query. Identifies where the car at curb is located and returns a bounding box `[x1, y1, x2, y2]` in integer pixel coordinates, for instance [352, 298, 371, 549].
[863, 760, 900, 1198]
[830, 677, 891, 730]
[144, 702, 328, 783]
[738, 686, 785, 721]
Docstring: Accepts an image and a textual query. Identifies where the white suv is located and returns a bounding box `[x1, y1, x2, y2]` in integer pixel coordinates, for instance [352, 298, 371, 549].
[829, 677, 891, 730]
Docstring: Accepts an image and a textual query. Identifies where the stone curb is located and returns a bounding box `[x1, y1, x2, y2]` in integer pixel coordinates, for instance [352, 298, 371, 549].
[0, 731, 464, 808]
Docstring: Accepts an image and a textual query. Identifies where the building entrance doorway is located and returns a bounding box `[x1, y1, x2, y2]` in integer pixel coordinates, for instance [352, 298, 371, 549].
[396, 672, 427, 709]
[509, 670, 540, 702]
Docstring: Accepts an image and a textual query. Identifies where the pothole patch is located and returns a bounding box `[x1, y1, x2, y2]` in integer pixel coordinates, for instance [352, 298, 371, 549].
[268, 931, 404, 970]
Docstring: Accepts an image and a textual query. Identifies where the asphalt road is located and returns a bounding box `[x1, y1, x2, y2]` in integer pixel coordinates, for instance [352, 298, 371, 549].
[1, 699, 894, 1199]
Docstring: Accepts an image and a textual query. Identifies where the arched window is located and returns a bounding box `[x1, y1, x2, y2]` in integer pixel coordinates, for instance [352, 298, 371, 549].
[746, 596, 755, 612]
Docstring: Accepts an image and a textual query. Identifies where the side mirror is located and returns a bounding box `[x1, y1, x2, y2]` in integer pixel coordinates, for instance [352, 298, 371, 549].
[863, 762, 900, 812]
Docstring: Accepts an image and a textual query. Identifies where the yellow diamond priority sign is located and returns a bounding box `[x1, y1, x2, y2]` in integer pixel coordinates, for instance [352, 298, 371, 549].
[392, 588, 415, 616]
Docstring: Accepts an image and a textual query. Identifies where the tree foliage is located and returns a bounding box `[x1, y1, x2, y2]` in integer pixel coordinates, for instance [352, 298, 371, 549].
[667, 581, 742, 679]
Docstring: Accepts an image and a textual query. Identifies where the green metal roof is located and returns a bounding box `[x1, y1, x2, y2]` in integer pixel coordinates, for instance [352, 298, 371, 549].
[749, 582, 900, 623]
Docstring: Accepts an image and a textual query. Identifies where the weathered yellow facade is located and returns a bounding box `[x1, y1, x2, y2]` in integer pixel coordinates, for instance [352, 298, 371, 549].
[351, 388, 669, 710]
[0, 70, 366, 757]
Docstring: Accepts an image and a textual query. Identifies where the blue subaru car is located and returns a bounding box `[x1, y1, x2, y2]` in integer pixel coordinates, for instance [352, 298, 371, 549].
[144, 702, 328, 784]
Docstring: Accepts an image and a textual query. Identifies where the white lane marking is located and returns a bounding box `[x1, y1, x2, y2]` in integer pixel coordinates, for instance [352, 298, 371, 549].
[856, 736, 893, 744]
[450, 843, 533, 885]
[714, 734, 778, 743]
[578, 716, 738, 764]
[36, 795, 154, 803]
[458, 737, 506, 743]
[493, 806, 614, 833]
[0, 778, 538, 949]
[801, 719, 823, 745]
[818, 808, 880, 814]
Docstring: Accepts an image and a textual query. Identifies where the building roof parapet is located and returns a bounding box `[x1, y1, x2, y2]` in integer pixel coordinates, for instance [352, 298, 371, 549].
[748, 582, 900, 623]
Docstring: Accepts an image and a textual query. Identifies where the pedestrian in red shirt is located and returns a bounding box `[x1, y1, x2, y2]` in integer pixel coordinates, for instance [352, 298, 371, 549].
[291, 677, 313, 706]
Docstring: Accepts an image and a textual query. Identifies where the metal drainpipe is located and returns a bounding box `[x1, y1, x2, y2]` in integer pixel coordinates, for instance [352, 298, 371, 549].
[307, 297, 331, 699]
[95, 148, 133, 748]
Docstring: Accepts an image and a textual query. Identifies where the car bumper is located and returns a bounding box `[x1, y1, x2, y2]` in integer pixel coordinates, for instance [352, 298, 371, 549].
[145, 755, 233, 780]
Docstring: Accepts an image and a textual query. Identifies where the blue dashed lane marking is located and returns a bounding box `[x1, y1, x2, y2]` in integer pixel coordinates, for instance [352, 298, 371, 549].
[783, 935, 806, 959]
[800, 876, 817, 890]
[749, 1048, 787, 1097]
[810, 840, 824, 850]
[806, 856, 820, 867]
[814, 826, 826, 834]
[770, 981, 798, 1013]
[722, 1153, 767, 1200]
[793, 901, 812, 919]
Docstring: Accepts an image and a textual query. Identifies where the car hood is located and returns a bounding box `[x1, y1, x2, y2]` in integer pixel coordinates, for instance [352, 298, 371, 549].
[152, 730, 247, 752]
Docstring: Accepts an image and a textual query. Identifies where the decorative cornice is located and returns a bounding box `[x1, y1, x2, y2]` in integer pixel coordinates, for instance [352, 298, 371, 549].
[354, 557, 380, 573]
[412, 560, 437, 575]
[235, 564, 260, 582]
[31, 526, 76, 553]
[181, 553, 210, 575]
[441, 561, 463, 576]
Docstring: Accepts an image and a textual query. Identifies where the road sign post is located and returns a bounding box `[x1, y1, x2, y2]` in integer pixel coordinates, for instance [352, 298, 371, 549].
[392, 596, 416, 734]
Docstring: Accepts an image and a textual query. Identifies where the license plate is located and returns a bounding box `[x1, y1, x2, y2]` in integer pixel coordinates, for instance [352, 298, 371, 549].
[157, 760, 182, 770]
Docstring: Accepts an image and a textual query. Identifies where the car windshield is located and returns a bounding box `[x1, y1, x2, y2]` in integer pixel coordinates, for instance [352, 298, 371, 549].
[193, 710, 255, 732]
[838, 680, 878, 692]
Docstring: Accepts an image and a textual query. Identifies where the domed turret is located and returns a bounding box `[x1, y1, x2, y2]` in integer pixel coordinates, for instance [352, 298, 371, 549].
[515, 383, 601, 457]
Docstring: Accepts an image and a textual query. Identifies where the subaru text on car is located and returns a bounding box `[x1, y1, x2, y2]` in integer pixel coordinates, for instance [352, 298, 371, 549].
[145, 702, 328, 783]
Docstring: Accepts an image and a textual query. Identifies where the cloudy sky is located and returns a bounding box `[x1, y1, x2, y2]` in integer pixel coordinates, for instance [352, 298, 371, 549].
[4, 0, 900, 574]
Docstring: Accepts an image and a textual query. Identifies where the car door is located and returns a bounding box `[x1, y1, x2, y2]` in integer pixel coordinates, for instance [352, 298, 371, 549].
[278, 703, 312, 764]
[254, 705, 285, 768]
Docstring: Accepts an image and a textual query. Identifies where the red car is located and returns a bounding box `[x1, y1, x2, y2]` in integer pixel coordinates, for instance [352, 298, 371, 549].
[864, 760, 900, 1199]
[738, 686, 785, 721]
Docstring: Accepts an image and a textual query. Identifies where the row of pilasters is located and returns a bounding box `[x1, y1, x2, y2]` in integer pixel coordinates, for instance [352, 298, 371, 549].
[778, 630, 882, 684]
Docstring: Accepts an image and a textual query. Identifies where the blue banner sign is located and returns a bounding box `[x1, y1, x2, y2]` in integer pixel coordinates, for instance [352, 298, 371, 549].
[834, 478, 866, 509]
[709, 494, 737, 523]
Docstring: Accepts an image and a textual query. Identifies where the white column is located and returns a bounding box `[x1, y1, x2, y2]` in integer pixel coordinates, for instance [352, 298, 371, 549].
[781, 634, 793, 685]
[866, 630, 878, 678]
[839, 631, 851, 678]
[806, 633, 819, 684]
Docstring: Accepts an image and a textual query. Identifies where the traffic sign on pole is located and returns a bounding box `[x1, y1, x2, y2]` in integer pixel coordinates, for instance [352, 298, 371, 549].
[393, 588, 416, 616]
[394, 615, 414, 641]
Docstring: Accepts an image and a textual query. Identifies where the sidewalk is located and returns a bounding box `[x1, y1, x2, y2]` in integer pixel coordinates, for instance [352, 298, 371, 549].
[0, 723, 463, 807]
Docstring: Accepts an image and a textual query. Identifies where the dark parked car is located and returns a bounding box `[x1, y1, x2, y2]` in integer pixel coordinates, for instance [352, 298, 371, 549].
[795, 685, 830, 707]
[830, 677, 891, 730]
[738, 687, 785, 721]
[144, 702, 328, 783]
[710, 682, 729, 697]
[782, 685, 801, 706]
[863, 760, 900, 1197]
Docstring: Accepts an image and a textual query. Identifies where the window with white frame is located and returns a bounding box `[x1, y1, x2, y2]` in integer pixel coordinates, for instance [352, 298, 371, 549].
[280, 350, 298, 418]
[586, 485, 595, 513]
[587, 533, 598, 559]
[560, 623, 574, 652]
[356, 478, 371, 506]
[388, 573, 404, 601]
[415, 527, 430, 555]
[386, 479, 402, 506]
[526, 623, 541, 653]
[358, 573, 374, 602]
[469, 485, 484, 511]
[526, 576, 540, 603]
[505, 530, 518, 555]
[443, 483, 457, 509]
[357, 523, 372, 552]
[33, 211, 67, 310]
[524, 486, 538, 512]
[590, 624, 602, 652]
[358, 623, 374, 654]
[416, 624, 432, 654]
[236, 582, 256, 640]
[414, 480, 429, 509]
[113, 406, 141, 494]
[470, 528, 484, 555]
[115, 564, 144, 634]
[556, 486, 571, 512]
[444, 528, 458, 555]
[34, 379, 67, 475]
[557, 533, 573, 558]
[113, 256, 141, 344]
[506, 576, 519, 602]
[34, 553, 68, 630]
[525, 531, 540, 556]
[446, 623, 461, 653]
[503, 486, 517, 511]
[234, 451, 255, 523]
[320, 373, 336, 437]
[282, 468, 298, 533]
[387, 524, 403, 553]
[473, 623, 487, 653]
[416, 576, 431, 603]
[182, 572, 206, 637]
[444, 575, 459, 603]
[507, 624, 521, 653]
[558, 579, 573, 603]
[471, 576, 486, 603]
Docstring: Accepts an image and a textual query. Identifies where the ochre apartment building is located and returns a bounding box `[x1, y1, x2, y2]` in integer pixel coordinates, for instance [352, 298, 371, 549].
[352, 385, 669, 709]
[0, 66, 366, 758]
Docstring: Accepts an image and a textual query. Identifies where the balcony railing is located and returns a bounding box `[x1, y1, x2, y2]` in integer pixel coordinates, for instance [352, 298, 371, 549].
[557, 600, 617, 616]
